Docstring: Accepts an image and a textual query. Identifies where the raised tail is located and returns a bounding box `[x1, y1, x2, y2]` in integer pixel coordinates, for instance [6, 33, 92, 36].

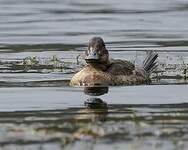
[143, 51, 158, 73]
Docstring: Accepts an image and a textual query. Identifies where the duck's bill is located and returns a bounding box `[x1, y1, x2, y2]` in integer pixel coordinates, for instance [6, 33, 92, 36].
[85, 58, 100, 63]
[85, 50, 100, 63]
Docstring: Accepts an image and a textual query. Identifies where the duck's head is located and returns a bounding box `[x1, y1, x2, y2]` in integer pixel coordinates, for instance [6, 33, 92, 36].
[85, 37, 109, 68]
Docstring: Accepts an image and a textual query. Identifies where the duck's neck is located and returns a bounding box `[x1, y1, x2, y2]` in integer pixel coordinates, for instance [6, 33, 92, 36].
[87, 62, 109, 71]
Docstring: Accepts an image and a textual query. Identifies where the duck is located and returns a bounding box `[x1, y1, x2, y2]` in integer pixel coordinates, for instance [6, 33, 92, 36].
[70, 37, 158, 87]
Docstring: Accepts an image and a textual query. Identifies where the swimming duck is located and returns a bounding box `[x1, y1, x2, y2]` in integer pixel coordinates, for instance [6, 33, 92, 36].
[70, 37, 158, 87]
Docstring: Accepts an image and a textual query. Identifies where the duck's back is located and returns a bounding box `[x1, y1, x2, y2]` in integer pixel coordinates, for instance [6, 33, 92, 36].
[106, 59, 135, 76]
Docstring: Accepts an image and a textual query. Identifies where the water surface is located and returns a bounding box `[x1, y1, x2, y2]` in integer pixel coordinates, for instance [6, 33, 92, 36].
[0, 0, 188, 149]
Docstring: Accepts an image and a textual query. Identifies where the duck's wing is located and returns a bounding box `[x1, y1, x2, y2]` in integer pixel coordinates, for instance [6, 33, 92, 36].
[106, 59, 135, 76]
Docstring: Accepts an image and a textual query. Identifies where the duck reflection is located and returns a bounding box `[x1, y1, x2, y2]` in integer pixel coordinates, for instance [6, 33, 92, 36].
[73, 106, 108, 140]
[75, 107, 108, 123]
[72, 87, 109, 140]
[74, 87, 109, 128]
[84, 86, 108, 96]
[84, 86, 109, 109]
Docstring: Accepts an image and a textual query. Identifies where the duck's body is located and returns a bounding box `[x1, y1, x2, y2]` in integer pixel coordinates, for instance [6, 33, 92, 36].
[70, 60, 148, 86]
[70, 37, 157, 87]
[70, 65, 112, 86]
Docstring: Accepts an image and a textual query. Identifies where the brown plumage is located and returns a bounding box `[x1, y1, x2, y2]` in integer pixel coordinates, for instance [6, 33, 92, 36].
[70, 37, 157, 87]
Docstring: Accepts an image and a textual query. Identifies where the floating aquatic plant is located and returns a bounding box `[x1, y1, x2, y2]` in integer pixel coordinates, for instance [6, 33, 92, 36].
[150, 53, 188, 82]
[49, 55, 62, 67]
[0, 53, 187, 84]
[22, 56, 39, 66]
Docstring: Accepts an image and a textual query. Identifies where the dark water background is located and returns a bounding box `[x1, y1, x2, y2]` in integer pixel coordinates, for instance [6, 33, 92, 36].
[0, 0, 188, 149]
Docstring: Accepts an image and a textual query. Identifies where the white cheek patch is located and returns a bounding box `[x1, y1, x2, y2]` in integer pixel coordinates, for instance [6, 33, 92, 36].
[89, 46, 94, 53]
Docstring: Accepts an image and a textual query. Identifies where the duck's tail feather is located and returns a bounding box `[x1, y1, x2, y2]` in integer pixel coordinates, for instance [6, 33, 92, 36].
[143, 51, 158, 73]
